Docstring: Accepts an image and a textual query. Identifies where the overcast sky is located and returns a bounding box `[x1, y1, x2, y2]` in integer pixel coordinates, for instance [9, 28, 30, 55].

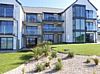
[19, 0, 100, 18]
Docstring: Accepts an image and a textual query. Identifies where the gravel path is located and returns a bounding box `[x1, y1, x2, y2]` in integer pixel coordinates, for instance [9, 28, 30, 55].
[5, 53, 100, 74]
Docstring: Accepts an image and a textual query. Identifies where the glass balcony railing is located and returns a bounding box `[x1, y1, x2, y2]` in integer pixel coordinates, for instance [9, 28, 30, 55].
[25, 30, 41, 35]
[26, 19, 41, 23]
[43, 27, 64, 32]
[43, 17, 64, 22]
[86, 28, 97, 31]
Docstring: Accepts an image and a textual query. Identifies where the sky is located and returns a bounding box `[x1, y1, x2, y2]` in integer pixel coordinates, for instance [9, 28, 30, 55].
[18, 0, 100, 18]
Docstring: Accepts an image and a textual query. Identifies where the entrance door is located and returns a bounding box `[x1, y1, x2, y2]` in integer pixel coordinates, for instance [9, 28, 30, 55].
[26, 37, 37, 48]
[86, 33, 94, 43]
[58, 34, 62, 43]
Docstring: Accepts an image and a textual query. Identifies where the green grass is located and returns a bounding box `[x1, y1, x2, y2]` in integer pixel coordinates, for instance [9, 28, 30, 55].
[51, 44, 100, 56]
[0, 52, 33, 73]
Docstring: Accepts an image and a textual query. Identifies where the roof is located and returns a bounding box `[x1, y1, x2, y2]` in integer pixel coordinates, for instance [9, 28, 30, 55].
[16, 0, 97, 14]
[62, 0, 78, 13]
[88, 0, 98, 11]
[16, 0, 25, 13]
[62, 0, 98, 13]
[23, 6, 64, 13]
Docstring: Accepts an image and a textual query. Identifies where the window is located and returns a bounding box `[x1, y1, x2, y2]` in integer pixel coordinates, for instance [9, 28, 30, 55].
[86, 10, 93, 18]
[44, 13, 54, 20]
[86, 22, 96, 31]
[43, 34, 54, 42]
[26, 13, 37, 23]
[0, 38, 13, 49]
[73, 5, 85, 17]
[81, 19, 85, 29]
[74, 19, 85, 30]
[74, 32, 85, 42]
[26, 26, 38, 35]
[0, 21, 13, 34]
[76, 19, 80, 29]
[44, 13, 62, 21]
[0, 4, 14, 17]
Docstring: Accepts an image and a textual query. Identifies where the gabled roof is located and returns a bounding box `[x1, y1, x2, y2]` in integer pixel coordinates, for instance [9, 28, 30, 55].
[16, 0, 25, 13]
[88, 0, 98, 11]
[61, 0, 98, 13]
[61, 0, 78, 13]
[23, 6, 63, 13]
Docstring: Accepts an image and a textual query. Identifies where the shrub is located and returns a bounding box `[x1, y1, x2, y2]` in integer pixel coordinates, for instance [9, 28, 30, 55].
[58, 58, 62, 63]
[35, 63, 45, 72]
[44, 62, 50, 68]
[51, 51, 57, 58]
[32, 47, 43, 60]
[48, 56, 52, 61]
[93, 58, 99, 65]
[67, 52, 74, 58]
[37, 41, 52, 57]
[42, 41, 52, 57]
[54, 61, 63, 71]
[93, 71, 96, 74]
[22, 67, 25, 74]
[84, 59, 90, 63]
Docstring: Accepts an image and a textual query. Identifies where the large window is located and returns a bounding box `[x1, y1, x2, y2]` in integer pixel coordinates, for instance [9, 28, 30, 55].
[43, 34, 54, 42]
[74, 19, 85, 30]
[73, 5, 85, 17]
[26, 26, 38, 35]
[44, 13, 62, 21]
[0, 38, 13, 49]
[43, 24, 54, 29]
[86, 22, 96, 31]
[73, 32, 85, 42]
[0, 4, 14, 17]
[26, 13, 38, 23]
[0, 21, 13, 34]
[86, 10, 93, 18]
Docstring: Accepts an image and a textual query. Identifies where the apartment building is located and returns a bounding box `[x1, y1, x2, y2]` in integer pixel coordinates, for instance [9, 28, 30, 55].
[0, 0, 98, 50]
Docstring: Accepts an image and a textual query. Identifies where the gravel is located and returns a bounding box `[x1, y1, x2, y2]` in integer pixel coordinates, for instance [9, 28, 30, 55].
[5, 53, 100, 74]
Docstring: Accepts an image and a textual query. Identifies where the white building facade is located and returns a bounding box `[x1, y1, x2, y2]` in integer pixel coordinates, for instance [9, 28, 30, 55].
[0, 0, 98, 50]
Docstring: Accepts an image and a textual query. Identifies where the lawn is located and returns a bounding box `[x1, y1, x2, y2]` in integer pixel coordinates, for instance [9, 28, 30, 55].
[0, 51, 33, 73]
[51, 44, 100, 56]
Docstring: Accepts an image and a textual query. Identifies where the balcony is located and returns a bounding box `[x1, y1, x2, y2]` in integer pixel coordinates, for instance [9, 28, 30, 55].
[43, 17, 64, 22]
[43, 27, 64, 33]
[24, 30, 41, 36]
[86, 28, 97, 32]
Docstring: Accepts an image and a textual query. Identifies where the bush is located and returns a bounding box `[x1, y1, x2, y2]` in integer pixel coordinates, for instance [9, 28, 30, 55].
[35, 63, 45, 72]
[93, 71, 96, 74]
[84, 59, 90, 63]
[93, 58, 99, 65]
[42, 41, 52, 56]
[37, 41, 52, 57]
[54, 61, 63, 71]
[48, 56, 52, 61]
[54, 58, 63, 71]
[67, 52, 74, 58]
[32, 47, 43, 60]
[58, 58, 62, 63]
[44, 62, 50, 68]
[51, 51, 57, 58]
[22, 67, 25, 74]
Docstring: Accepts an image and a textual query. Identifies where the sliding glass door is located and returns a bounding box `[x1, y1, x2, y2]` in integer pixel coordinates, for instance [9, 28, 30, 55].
[0, 38, 13, 50]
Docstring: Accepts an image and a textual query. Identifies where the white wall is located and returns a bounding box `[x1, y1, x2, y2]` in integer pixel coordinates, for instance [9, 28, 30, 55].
[63, 7, 73, 42]
[75, 0, 97, 18]
[0, 0, 24, 50]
